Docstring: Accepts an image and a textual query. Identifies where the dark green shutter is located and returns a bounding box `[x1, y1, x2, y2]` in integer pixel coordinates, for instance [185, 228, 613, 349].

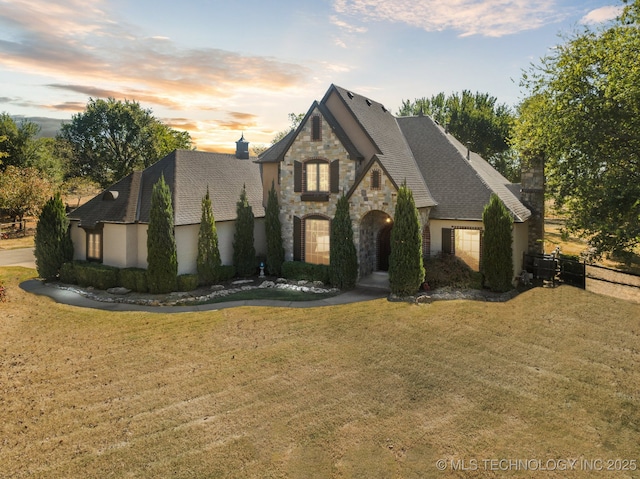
[330, 160, 339, 193]
[294, 161, 302, 192]
[293, 216, 302, 261]
[442, 228, 453, 254]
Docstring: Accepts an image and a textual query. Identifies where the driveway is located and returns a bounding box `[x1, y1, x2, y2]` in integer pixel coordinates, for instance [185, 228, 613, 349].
[0, 247, 36, 269]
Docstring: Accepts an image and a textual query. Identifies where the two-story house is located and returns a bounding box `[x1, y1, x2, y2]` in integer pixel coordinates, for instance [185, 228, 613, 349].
[68, 84, 540, 281]
[258, 84, 533, 278]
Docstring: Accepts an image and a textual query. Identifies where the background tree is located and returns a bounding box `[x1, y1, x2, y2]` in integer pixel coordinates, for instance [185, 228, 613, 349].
[233, 184, 256, 277]
[398, 91, 519, 181]
[482, 194, 513, 292]
[330, 195, 358, 289]
[146, 175, 178, 294]
[253, 112, 305, 155]
[265, 181, 284, 276]
[0, 166, 53, 223]
[389, 183, 425, 296]
[514, 0, 640, 260]
[61, 176, 101, 209]
[59, 98, 192, 188]
[196, 187, 221, 284]
[34, 193, 73, 281]
[0, 113, 40, 170]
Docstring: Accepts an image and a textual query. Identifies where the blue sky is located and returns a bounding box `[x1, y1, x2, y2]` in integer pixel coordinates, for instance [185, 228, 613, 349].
[0, 0, 622, 152]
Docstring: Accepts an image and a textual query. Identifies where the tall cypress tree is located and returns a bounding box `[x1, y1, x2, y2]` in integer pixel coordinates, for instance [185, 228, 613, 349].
[330, 195, 358, 289]
[388, 183, 424, 295]
[265, 180, 284, 276]
[34, 193, 73, 281]
[233, 184, 256, 277]
[146, 174, 178, 293]
[197, 187, 221, 284]
[482, 194, 513, 292]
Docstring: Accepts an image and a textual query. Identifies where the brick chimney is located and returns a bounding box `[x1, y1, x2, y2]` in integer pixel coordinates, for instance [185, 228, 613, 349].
[235, 133, 249, 159]
[520, 155, 545, 254]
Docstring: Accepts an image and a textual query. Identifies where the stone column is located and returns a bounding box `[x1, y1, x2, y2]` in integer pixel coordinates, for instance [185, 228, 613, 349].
[520, 156, 545, 254]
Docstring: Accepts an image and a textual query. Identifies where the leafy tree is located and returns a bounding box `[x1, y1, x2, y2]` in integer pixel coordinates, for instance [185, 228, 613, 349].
[482, 194, 513, 292]
[59, 98, 192, 188]
[0, 114, 41, 170]
[34, 193, 73, 281]
[146, 175, 178, 293]
[233, 184, 256, 277]
[514, 0, 640, 259]
[330, 195, 358, 289]
[265, 181, 284, 276]
[398, 91, 519, 181]
[0, 166, 53, 222]
[389, 183, 425, 295]
[196, 187, 221, 284]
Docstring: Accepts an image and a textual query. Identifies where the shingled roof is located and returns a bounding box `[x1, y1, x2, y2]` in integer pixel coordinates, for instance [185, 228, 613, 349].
[398, 115, 531, 222]
[69, 150, 265, 228]
[327, 85, 437, 209]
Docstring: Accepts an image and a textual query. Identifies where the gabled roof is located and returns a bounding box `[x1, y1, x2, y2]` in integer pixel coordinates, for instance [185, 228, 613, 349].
[256, 100, 363, 164]
[69, 149, 265, 228]
[326, 85, 437, 209]
[398, 115, 531, 222]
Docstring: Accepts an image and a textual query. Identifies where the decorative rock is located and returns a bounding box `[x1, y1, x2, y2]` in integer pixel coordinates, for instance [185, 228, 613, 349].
[259, 281, 275, 289]
[241, 285, 254, 291]
[210, 284, 225, 291]
[297, 280, 308, 286]
[107, 287, 131, 295]
[312, 281, 324, 287]
[276, 278, 287, 284]
[232, 279, 254, 285]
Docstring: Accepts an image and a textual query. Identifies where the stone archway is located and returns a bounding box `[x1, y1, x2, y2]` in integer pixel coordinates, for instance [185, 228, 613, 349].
[359, 210, 393, 277]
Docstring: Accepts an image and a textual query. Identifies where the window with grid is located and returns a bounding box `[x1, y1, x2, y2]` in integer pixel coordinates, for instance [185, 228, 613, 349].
[305, 161, 329, 192]
[304, 218, 330, 265]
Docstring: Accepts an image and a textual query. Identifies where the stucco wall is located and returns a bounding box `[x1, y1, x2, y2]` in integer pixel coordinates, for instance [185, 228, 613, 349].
[69, 220, 86, 261]
[175, 224, 199, 275]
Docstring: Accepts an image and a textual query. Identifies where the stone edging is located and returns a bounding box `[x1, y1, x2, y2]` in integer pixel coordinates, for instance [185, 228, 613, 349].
[44, 278, 339, 307]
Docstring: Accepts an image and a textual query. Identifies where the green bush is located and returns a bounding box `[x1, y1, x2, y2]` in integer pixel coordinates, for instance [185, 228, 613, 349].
[217, 265, 236, 282]
[59, 262, 77, 284]
[147, 175, 178, 294]
[74, 262, 120, 290]
[389, 183, 424, 296]
[34, 193, 74, 281]
[177, 274, 199, 292]
[233, 185, 256, 277]
[281, 261, 330, 283]
[330, 195, 358, 289]
[120, 268, 148, 293]
[197, 187, 222, 286]
[482, 194, 514, 292]
[424, 254, 482, 290]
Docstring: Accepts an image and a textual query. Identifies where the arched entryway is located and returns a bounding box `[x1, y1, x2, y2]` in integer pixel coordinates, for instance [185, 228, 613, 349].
[359, 210, 393, 277]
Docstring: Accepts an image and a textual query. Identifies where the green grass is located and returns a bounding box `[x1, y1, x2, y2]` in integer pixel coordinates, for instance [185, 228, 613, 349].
[1, 266, 640, 478]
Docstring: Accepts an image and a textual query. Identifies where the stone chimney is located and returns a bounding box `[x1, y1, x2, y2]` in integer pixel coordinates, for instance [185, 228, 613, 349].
[235, 133, 249, 159]
[520, 155, 545, 254]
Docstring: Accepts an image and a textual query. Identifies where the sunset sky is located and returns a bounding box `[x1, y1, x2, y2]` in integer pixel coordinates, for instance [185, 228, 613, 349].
[0, 0, 622, 153]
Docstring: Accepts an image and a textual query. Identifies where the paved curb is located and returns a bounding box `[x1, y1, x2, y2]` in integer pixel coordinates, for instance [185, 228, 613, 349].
[20, 279, 390, 313]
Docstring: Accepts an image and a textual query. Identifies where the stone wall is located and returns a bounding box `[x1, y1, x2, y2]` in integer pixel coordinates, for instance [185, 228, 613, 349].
[520, 156, 545, 254]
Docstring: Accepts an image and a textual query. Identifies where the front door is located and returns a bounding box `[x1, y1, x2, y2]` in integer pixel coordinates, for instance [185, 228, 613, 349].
[377, 224, 392, 271]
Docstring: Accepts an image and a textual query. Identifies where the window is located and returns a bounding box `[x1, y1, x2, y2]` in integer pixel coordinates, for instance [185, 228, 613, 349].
[455, 229, 481, 271]
[306, 161, 329, 192]
[86, 226, 103, 262]
[371, 169, 381, 190]
[311, 115, 321, 141]
[305, 218, 330, 265]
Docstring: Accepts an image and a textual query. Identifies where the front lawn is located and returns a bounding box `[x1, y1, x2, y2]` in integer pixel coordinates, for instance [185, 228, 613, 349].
[1, 266, 639, 478]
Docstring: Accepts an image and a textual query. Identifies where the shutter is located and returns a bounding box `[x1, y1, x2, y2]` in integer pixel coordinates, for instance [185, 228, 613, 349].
[442, 228, 453, 254]
[330, 160, 339, 193]
[294, 161, 302, 192]
[293, 216, 302, 261]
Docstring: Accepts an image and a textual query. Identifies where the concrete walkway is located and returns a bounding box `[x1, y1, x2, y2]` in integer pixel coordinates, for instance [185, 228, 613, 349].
[0, 247, 36, 269]
[19, 273, 390, 314]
